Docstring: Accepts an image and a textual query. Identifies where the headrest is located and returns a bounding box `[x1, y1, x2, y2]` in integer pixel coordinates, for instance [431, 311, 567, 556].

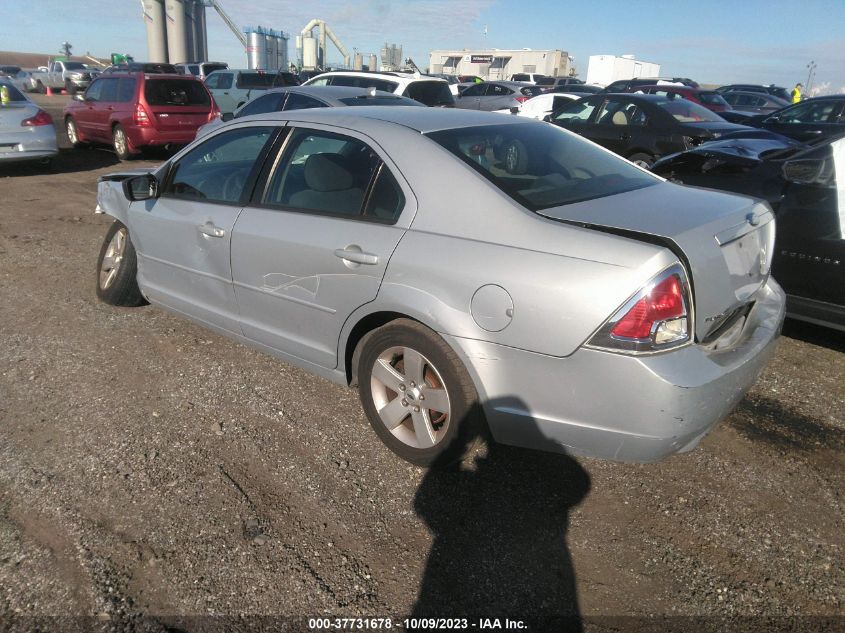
[304, 153, 354, 192]
[611, 110, 629, 125]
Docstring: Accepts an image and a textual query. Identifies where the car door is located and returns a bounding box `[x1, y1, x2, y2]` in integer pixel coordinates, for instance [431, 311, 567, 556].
[93, 77, 119, 139]
[587, 97, 637, 154]
[230, 124, 414, 369]
[73, 78, 104, 138]
[205, 72, 235, 113]
[763, 100, 844, 141]
[455, 82, 484, 109]
[128, 124, 278, 333]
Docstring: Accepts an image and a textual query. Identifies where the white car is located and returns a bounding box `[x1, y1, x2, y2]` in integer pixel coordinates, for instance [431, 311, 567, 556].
[517, 93, 588, 120]
[204, 69, 301, 114]
[303, 71, 454, 107]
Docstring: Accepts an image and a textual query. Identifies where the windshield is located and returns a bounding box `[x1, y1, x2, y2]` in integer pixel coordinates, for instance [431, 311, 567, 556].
[403, 81, 454, 106]
[0, 82, 26, 102]
[64, 62, 86, 70]
[144, 79, 210, 106]
[426, 122, 657, 211]
[658, 99, 724, 123]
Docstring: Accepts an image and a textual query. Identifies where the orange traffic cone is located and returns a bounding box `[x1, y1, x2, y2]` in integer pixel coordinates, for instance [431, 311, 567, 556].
[46, 86, 54, 96]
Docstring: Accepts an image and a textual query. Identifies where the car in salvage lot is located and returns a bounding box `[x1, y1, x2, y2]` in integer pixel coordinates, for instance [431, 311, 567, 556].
[64, 71, 219, 160]
[653, 131, 845, 332]
[454, 81, 544, 112]
[0, 80, 58, 164]
[92, 107, 784, 466]
[550, 93, 750, 167]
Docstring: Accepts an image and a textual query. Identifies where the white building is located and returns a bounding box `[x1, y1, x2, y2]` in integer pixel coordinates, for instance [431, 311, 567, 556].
[586, 55, 660, 87]
[429, 49, 572, 80]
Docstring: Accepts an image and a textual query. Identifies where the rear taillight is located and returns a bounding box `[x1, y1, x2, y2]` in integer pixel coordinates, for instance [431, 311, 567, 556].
[587, 264, 693, 354]
[134, 103, 152, 127]
[515, 96, 529, 103]
[21, 109, 53, 127]
[209, 100, 221, 122]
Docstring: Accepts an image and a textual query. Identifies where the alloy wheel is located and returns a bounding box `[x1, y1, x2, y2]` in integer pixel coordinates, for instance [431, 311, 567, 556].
[99, 227, 126, 290]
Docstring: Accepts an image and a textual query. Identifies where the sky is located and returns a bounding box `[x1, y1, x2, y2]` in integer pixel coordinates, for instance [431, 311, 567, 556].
[2, 0, 844, 93]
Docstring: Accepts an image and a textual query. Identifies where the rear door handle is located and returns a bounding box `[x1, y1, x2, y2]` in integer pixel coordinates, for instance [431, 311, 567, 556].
[620, 133, 631, 140]
[198, 222, 225, 238]
[334, 248, 378, 265]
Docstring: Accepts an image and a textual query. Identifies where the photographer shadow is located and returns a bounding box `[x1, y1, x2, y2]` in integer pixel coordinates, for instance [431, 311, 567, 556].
[411, 398, 591, 628]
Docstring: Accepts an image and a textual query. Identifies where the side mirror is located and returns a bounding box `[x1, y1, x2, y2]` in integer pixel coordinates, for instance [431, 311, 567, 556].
[764, 115, 779, 124]
[122, 173, 159, 201]
[542, 114, 552, 122]
[74, 93, 85, 102]
[221, 112, 234, 122]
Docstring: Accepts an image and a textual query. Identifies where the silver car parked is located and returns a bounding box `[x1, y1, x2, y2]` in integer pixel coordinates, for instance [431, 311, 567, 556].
[93, 108, 785, 465]
[0, 81, 58, 164]
[454, 81, 544, 112]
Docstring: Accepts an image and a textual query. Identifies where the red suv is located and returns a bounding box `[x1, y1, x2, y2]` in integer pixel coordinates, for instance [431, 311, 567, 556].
[63, 72, 218, 160]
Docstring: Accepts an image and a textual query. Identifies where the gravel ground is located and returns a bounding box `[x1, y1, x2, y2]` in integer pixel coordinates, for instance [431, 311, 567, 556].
[0, 94, 843, 632]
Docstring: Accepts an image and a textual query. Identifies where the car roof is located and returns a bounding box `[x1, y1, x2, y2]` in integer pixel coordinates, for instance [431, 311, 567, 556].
[250, 85, 402, 99]
[239, 105, 529, 133]
[309, 71, 447, 83]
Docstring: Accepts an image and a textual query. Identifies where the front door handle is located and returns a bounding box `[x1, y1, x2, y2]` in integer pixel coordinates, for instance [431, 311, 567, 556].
[620, 133, 631, 140]
[198, 222, 225, 238]
[334, 248, 378, 265]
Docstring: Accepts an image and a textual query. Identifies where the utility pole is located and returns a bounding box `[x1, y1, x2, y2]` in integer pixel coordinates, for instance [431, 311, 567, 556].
[805, 60, 817, 96]
[60, 41, 73, 57]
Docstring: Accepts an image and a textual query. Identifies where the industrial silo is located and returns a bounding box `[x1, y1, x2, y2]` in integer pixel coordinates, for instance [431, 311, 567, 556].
[369, 54, 377, 72]
[184, 0, 195, 62]
[141, 0, 169, 63]
[353, 53, 363, 71]
[302, 35, 318, 70]
[277, 33, 288, 71]
[246, 28, 267, 70]
[195, 2, 207, 61]
[266, 32, 278, 70]
[165, 0, 189, 63]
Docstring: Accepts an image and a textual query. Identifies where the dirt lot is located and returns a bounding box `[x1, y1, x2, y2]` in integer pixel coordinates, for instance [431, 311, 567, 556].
[1, 94, 843, 631]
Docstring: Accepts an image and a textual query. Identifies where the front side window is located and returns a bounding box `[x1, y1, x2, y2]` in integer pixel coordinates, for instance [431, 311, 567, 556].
[264, 128, 384, 218]
[780, 100, 839, 123]
[554, 98, 599, 122]
[165, 126, 274, 203]
[427, 122, 657, 211]
[237, 92, 286, 117]
[461, 83, 485, 97]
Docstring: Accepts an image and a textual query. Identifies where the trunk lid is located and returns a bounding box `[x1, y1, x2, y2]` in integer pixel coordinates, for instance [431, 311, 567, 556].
[538, 181, 775, 342]
[0, 103, 36, 134]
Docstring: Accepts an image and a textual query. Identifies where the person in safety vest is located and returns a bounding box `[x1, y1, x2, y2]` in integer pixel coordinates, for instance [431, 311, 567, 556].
[791, 83, 803, 103]
[0, 85, 10, 105]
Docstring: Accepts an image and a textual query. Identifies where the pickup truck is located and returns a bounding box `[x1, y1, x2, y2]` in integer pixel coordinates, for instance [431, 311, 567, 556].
[29, 61, 100, 95]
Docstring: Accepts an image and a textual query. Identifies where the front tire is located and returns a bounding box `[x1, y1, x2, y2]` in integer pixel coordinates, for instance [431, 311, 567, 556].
[65, 117, 82, 146]
[96, 221, 146, 306]
[358, 319, 484, 466]
[65, 80, 76, 96]
[112, 124, 133, 161]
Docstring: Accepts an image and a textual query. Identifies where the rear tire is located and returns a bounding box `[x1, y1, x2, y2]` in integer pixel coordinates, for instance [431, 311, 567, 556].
[112, 124, 133, 161]
[357, 319, 485, 466]
[36, 81, 46, 94]
[96, 221, 146, 307]
[628, 152, 654, 169]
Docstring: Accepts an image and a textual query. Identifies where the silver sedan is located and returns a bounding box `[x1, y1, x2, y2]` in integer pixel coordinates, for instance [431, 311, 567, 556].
[92, 107, 784, 465]
[0, 81, 58, 164]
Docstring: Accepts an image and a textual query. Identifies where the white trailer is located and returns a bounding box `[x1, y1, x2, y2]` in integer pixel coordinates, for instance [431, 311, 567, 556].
[586, 55, 660, 87]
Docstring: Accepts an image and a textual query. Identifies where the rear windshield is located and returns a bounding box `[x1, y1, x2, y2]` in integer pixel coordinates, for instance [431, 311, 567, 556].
[64, 62, 86, 70]
[202, 64, 228, 75]
[0, 82, 26, 102]
[329, 75, 399, 93]
[512, 74, 530, 82]
[144, 79, 210, 106]
[657, 99, 723, 122]
[402, 81, 454, 106]
[426, 122, 657, 211]
[338, 95, 422, 107]
[236, 73, 278, 89]
[698, 92, 729, 106]
[0, 66, 22, 75]
[520, 86, 544, 98]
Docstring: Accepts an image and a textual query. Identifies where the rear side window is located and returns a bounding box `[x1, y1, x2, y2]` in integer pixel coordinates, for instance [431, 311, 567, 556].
[554, 98, 599, 122]
[145, 79, 210, 106]
[364, 167, 405, 221]
[206, 73, 232, 90]
[99, 78, 119, 102]
[187, 65, 200, 76]
[328, 75, 398, 93]
[520, 86, 543, 98]
[236, 92, 286, 117]
[117, 78, 136, 102]
[0, 82, 25, 101]
[165, 126, 274, 203]
[402, 81, 454, 106]
[339, 96, 421, 107]
[264, 128, 384, 218]
[283, 93, 327, 110]
[236, 73, 277, 89]
[698, 92, 729, 106]
[427, 123, 657, 211]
